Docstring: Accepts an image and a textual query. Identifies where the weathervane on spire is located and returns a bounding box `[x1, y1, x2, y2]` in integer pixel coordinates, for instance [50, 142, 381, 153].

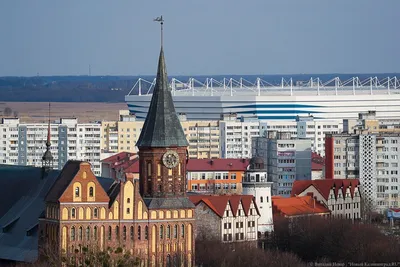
[153, 16, 164, 47]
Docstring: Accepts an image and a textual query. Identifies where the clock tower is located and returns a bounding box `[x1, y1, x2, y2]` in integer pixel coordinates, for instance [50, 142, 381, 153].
[136, 46, 189, 198]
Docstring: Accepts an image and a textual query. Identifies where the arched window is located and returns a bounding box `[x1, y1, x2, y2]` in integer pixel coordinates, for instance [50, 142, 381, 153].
[108, 226, 112, 240]
[166, 254, 171, 267]
[86, 226, 90, 241]
[181, 224, 185, 238]
[138, 226, 141, 240]
[75, 187, 80, 197]
[130, 226, 134, 240]
[127, 198, 131, 203]
[89, 187, 94, 197]
[115, 226, 120, 240]
[260, 196, 263, 203]
[145, 226, 148, 240]
[78, 226, 83, 241]
[123, 226, 127, 241]
[174, 225, 178, 239]
[71, 208, 76, 218]
[160, 225, 164, 239]
[94, 208, 98, 218]
[167, 225, 171, 239]
[93, 226, 97, 240]
[70, 227, 75, 241]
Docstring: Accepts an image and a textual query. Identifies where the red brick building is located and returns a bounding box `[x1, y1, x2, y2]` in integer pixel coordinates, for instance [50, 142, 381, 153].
[39, 46, 195, 266]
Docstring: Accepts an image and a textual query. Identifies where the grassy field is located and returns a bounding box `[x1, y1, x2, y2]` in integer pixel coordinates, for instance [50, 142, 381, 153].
[0, 102, 128, 123]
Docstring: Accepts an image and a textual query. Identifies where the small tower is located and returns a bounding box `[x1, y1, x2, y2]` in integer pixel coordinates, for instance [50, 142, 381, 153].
[242, 156, 273, 235]
[42, 103, 53, 171]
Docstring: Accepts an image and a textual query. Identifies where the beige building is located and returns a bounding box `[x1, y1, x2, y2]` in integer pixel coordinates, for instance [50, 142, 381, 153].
[101, 111, 220, 159]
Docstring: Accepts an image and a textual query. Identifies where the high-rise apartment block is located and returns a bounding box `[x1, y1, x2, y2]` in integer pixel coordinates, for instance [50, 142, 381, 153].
[253, 131, 312, 197]
[325, 111, 400, 212]
[0, 118, 102, 175]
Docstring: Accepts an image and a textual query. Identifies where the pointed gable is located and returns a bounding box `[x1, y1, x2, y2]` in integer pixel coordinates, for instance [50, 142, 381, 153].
[136, 48, 188, 148]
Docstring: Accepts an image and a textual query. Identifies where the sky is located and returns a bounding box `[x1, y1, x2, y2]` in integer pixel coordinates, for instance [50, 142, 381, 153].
[0, 0, 399, 76]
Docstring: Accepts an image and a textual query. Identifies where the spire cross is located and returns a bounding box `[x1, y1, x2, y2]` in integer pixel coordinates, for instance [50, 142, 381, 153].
[153, 16, 164, 47]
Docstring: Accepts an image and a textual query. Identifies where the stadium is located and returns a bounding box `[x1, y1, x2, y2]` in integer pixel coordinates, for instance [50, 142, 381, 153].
[125, 76, 400, 121]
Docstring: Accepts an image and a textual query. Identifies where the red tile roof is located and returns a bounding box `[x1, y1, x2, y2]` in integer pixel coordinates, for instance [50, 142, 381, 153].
[101, 152, 137, 164]
[291, 179, 360, 200]
[311, 152, 324, 171]
[272, 195, 330, 217]
[188, 194, 258, 218]
[186, 159, 250, 172]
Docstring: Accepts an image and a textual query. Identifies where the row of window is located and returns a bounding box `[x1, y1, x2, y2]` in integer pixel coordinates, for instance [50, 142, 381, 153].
[69, 224, 187, 242]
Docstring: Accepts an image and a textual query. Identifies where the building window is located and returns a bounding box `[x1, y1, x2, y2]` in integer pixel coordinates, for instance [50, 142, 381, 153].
[160, 225, 164, 239]
[86, 226, 90, 241]
[93, 226, 97, 240]
[231, 173, 236, 180]
[94, 208, 98, 218]
[127, 198, 131, 203]
[130, 226, 134, 240]
[174, 225, 178, 239]
[78, 227, 83, 241]
[115, 226, 120, 240]
[260, 197, 263, 203]
[167, 225, 171, 239]
[71, 208, 76, 218]
[108, 226, 112, 240]
[70, 227, 75, 241]
[89, 187, 94, 197]
[127, 208, 130, 214]
[123, 226, 127, 241]
[181, 224, 185, 238]
[138, 226, 141, 240]
[75, 187, 80, 197]
[147, 163, 152, 176]
[145, 226, 148, 240]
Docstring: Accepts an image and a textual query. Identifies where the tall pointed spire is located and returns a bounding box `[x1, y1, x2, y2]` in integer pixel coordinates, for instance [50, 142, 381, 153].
[136, 17, 188, 148]
[42, 103, 53, 169]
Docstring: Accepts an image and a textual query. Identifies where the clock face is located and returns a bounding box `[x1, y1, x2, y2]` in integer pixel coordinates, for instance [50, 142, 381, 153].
[162, 150, 179, 169]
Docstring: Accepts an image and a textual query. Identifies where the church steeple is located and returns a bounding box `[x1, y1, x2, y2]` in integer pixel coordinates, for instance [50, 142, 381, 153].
[42, 103, 53, 170]
[137, 17, 189, 198]
[136, 20, 188, 148]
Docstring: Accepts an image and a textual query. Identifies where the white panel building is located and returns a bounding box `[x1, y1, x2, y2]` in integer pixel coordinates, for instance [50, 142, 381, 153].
[0, 118, 102, 175]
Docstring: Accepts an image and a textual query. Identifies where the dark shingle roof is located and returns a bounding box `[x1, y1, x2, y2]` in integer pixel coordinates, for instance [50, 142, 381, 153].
[136, 47, 189, 148]
[144, 197, 194, 210]
[0, 165, 60, 262]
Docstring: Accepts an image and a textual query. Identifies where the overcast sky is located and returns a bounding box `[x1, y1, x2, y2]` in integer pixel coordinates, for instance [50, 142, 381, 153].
[1, 0, 399, 76]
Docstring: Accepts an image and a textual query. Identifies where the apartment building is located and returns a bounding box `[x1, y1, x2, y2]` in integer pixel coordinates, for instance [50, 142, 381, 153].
[0, 118, 102, 175]
[253, 131, 312, 197]
[220, 114, 260, 159]
[325, 111, 400, 213]
[189, 195, 260, 243]
[186, 159, 249, 194]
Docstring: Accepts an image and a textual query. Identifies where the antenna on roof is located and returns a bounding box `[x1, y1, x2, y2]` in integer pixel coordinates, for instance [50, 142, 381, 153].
[153, 15, 164, 48]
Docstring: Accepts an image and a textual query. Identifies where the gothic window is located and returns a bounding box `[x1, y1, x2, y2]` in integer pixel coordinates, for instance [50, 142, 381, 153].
[89, 187, 94, 197]
[181, 224, 185, 238]
[108, 226, 112, 240]
[93, 226, 97, 240]
[70, 227, 75, 241]
[167, 225, 171, 239]
[75, 187, 80, 197]
[174, 225, 178, 239]
[130, 226, 134, 240]
[86, 226, 90, 241]
[147, 162, 152, 176]
[145, 226, 148, 240]
[160, 225, 164, 239]
[71, 208, 76, 218]
[138, 226, 141, 240]
[123, 226, 127, 241]
[166, 255, 171, 267]
[115, 226, 120, 240]
[94, 208, 98, 218]
[78, 227, 83, 241]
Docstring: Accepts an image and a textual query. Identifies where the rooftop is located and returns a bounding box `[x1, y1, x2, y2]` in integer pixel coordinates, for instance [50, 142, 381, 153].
[186, 159, 250, 172]
[291, 179, 360, 200]
[272, 195, 330, 217]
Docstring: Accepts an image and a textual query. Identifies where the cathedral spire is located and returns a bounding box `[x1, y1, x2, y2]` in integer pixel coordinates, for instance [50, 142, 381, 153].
[42, 103, 53, 169]
[136, 17, 188, 148]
